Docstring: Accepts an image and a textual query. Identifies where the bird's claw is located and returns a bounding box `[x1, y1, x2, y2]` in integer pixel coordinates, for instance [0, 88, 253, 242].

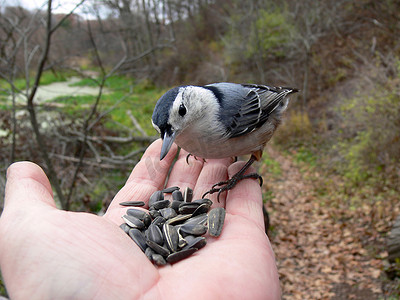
[186, 153, 206, 164]
[202, 172, 263, 202]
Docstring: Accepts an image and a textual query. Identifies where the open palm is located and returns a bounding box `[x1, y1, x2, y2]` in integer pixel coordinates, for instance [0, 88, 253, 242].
[0, 140, 280, 300]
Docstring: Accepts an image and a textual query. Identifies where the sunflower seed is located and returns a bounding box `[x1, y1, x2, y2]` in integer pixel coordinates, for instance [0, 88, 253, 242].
[193, 198, 213, 206]
[180, 223, 208, 236]
[183, 213, 208, 226]
[120, 185, 226, 266]
[183, 187, 193, 202]
[151, 199, 171, 210]
[182, 236, 207, 251]
[159, 207, 177, 220]
[145, 224, 164, 245]
[191, 203, 211, 217]
[172, 190, 184, 201]
[166, 214, 192, 225]
[208, 207, 226, 237]
[119, 201, 145, 207]
[149, 190, 164, 207]
[178, 231, 187, 248]
[152, 253, 167, 266]
[122, 215, 145, 230]
[178, 202, 200, 214]
[183, 234, 196, 244]
[163, 224, 179, 252]
[148, 209, 161, 219]
[145, 247, 155, 262]
[166, 248, 197, 264]
[151, 216, 166, 228]
[128, 228, 147, 252]
[119, 223, 130, 234]
[146, 240, 170, 257]
[170, 200, 181, 212]
[162, 186, 180, 193]
[127, 209, 151, 227]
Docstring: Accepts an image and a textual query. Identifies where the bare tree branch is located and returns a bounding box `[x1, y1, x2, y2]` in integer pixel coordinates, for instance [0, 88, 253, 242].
[25, 0, 68, 208]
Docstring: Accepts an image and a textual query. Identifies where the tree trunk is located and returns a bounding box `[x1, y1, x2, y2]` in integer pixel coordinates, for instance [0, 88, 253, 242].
[388, 215, 400, 263]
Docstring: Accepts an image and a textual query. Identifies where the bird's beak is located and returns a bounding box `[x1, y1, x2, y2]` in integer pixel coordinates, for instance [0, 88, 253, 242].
[160, 131, 176, 160]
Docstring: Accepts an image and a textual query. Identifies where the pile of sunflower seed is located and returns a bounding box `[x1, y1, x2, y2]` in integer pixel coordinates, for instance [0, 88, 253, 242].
[119, 186, 226, 266]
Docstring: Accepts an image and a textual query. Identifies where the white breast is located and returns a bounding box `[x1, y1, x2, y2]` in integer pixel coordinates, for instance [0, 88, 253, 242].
[175, 117, 279, 159]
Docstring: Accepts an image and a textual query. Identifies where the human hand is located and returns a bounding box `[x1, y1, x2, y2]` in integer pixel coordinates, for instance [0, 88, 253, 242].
[0, 139, 280, 300]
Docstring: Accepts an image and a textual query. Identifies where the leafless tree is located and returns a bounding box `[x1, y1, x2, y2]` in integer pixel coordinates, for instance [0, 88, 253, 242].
[0, 0, 158, 210]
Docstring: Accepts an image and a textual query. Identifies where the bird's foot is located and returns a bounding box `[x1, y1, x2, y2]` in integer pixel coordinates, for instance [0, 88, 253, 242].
[186, 153, 206, 164]
[202, 172, 263, 202]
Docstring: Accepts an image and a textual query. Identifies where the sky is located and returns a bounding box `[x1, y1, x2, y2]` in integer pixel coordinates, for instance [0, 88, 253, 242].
[2, 0, 103, 19]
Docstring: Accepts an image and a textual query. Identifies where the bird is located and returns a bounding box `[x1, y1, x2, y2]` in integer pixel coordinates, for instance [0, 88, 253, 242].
[151, 83, 298, 200]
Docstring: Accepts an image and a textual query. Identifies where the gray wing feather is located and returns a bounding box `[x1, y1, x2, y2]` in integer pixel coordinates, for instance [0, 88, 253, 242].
[206, 83, 297, 138]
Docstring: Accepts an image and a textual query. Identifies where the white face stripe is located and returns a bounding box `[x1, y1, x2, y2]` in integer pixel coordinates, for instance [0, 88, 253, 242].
[151, 119, 161, 133]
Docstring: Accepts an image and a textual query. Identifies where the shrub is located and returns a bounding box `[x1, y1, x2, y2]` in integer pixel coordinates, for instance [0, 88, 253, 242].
[335, 57, 400, 188]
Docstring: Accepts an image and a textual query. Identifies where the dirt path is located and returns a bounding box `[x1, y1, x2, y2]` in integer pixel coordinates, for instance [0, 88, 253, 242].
[262, 146, 383, 299]
[11, 76, 109, 105]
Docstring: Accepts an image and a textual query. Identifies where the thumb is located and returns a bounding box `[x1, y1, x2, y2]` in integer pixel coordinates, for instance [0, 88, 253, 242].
[4, 161, 56, 211]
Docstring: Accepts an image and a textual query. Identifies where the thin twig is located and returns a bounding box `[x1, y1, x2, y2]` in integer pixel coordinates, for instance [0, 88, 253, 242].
[127, 110, 147, 136]
[65, 18, 109, 209]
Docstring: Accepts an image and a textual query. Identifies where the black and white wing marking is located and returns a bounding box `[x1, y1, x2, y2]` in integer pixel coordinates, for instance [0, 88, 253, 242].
[205, 83, 298, 139]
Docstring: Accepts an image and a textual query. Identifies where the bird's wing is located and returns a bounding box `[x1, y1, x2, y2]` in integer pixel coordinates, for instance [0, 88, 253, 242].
[206, 83, 297, 138]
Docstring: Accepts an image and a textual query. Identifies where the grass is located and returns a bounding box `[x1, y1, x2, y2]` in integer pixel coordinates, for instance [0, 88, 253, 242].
[47, 75, 166, 135]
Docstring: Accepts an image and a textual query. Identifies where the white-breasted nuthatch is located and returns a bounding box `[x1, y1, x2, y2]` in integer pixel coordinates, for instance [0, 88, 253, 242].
[152, 83, 298, 198]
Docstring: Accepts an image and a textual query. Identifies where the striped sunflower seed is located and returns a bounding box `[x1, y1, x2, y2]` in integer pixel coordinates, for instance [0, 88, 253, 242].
[208, 207, 226, 237]
[127, 208, 151, 227]
[191, 203, 210, 217]
[192, 198, 213, 206]
[163, 224, 179, 252]
[178, 202, 200, 214]
[166, 214, 192, 225]
[183, 187, 193, 202]
[122, 215, 145, 230]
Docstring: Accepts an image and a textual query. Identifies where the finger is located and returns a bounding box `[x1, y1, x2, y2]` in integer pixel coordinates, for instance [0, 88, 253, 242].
[106, 139, 178, 212]
[3, 161, 56, 211]
[225, 161, 264, 231]
[164, 149, 204, 191]
[193, 158, 233, 207]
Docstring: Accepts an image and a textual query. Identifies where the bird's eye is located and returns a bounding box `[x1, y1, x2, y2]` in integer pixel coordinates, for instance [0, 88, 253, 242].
[178, 104, 186, 116]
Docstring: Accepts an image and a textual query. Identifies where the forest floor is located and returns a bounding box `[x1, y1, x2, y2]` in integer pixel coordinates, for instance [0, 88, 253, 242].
[262, 146, 395, 299]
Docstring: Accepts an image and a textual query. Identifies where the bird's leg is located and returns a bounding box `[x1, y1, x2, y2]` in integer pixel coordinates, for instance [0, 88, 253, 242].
[202, 154, 263, 202]
[186, 153, 206, 164]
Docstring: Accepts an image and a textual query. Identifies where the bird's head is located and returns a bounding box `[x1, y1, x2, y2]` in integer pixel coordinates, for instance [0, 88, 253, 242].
[152, 85, 221, 160]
